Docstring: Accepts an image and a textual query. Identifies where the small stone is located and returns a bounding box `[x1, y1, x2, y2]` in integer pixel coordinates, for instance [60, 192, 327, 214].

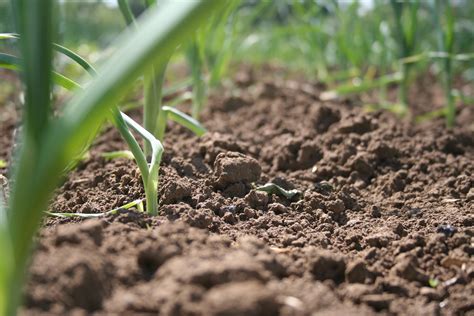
[436, 224, 457, 237]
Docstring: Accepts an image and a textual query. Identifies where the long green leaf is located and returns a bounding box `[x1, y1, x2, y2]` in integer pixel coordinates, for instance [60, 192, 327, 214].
[162, 105, 206, 136]
[0, 53, 81, 90]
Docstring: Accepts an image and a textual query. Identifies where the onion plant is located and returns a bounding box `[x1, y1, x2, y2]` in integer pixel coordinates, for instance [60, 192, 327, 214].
[118, 0, 170, 153]
[0, 1, 224, 314]
[390, 0, 419, 110]
[432, 0, 455, 127]
[185, 1, 239, 119]
[0, 36, 163, 216]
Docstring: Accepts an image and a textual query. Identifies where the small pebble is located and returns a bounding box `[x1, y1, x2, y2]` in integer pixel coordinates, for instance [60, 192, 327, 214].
[436, 224, 457, 237]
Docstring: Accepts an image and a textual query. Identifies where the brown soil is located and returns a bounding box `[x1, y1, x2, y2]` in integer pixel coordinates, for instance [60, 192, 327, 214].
[1, 68, 473, 315]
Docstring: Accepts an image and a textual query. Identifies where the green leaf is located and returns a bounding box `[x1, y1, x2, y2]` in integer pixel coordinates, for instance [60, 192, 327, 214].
[0, 32, 18, 40]
[0, 160, 6, 168]
[0, 53, 82, 91]
[429, 278, 439, 288]
[101, 150, 135, 161]
[118, 0, 137, 27]
[120, 112, 164, 215]
[321, 72, 402, 98]
[255, 183, 302, 200]
[46, 199, 144, 218]
[162, 105, 207, 136]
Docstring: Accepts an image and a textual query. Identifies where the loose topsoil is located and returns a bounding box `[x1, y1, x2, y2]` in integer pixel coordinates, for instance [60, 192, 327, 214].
[1, 67, 473, 315]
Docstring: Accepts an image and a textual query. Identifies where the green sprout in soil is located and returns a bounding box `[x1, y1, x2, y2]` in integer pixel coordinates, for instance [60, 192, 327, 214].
[255, 183, 302, 201]
[101, 150, 135, 161]
[429, 278, 440, 288]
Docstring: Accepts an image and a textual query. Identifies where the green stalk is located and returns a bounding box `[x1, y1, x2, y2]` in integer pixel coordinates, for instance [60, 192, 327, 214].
[433, 0, 455, 127]
[118, 0, 170, 150]
[399, 61, 409, 108]
[188, 37, 206, 119]
[6, 0, 55, 313]
[390, 0, 419, 112]
[117, 111, 163, 215]
[145, 62, 168, 145]
[11, 0, 54, 146]
[117, 0, 137, 28]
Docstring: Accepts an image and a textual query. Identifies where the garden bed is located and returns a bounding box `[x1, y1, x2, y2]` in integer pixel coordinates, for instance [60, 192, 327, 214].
[1, 69, 473, 315]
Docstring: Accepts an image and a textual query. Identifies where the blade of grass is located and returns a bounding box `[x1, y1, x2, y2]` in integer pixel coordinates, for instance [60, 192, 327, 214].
[162, 105, 206, 136]
[0, 53, 81, 91]
[321, 72, 402, 99]
[46, 198, 144, 218]
[11, 0, 54, 145]
[101, 150, 135, 160]
[433, 0, 456, 127]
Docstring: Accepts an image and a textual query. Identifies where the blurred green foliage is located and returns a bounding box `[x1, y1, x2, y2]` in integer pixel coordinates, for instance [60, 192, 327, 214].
[1, 0, 473, 115]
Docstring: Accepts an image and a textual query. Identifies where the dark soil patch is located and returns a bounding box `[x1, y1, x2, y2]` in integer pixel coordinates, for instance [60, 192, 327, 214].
[1, 68, 473, 315]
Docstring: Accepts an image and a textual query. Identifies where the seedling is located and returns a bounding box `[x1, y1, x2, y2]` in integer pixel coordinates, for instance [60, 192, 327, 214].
[433, 0, 455, 127]
[255, 183, 302, 201]
[390, 0, 419, 111]
[185, 0, 239, 119]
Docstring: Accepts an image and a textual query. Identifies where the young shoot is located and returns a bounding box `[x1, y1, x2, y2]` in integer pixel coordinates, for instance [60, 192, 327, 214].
[433, 0, 456, 127]
[390, 0, 419, 112]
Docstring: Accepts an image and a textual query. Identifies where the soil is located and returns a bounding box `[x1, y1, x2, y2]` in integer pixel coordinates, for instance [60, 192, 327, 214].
[0, 67, 473, 315]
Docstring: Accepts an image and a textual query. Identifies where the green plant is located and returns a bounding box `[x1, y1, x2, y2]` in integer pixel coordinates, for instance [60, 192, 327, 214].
[0, 1, 224, 314]
[0, 35, 163, 215]
[433, 0, 455, 127]
[187, 37, 207, 119]
[118, 0, 170, 155]
[390, 0, 419, 111]
[185, 0, 239, 119]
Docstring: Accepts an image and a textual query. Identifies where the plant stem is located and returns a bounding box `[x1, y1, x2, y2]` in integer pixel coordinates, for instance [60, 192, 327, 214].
[399, 62, 410, 111]
[443, 57, 455, 127]
[144, 62, 168, 153]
